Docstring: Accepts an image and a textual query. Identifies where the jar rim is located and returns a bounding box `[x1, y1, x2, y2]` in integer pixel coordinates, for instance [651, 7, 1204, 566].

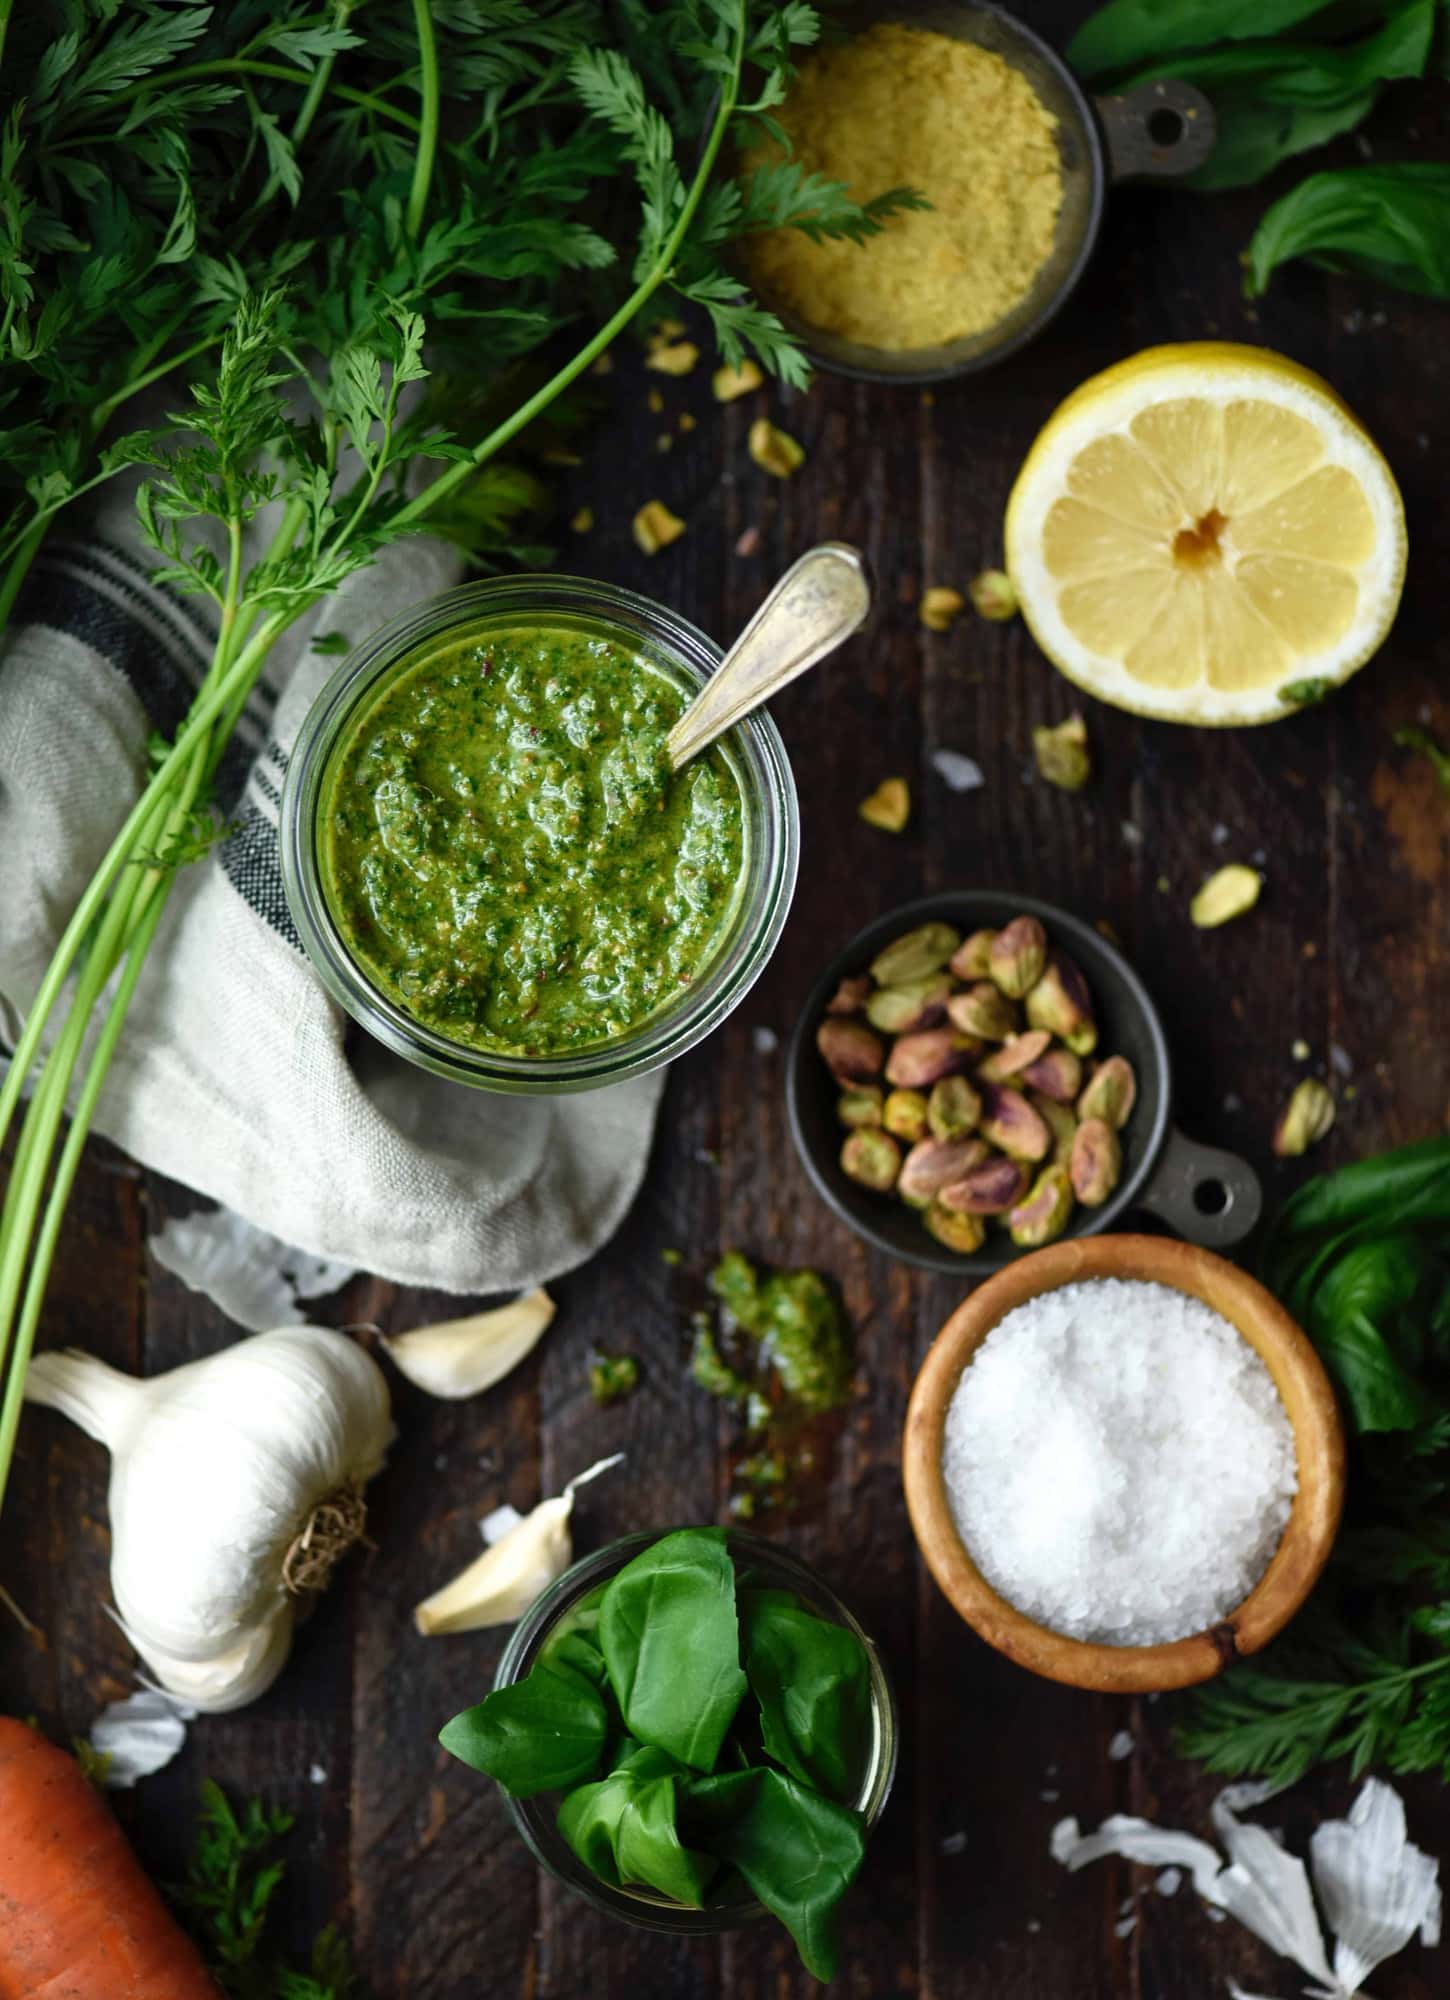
[492, 1527, 899, 1937]
[279, 576, 799, 1094]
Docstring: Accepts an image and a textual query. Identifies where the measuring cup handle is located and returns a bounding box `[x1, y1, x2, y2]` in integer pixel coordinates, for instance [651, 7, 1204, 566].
[1135, 1126, 1262, 1249]
[1095, 81, 1217, 183]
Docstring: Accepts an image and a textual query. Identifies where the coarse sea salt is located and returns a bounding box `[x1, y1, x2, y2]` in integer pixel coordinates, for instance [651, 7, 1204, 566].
[941, 1278, 1297, 1646]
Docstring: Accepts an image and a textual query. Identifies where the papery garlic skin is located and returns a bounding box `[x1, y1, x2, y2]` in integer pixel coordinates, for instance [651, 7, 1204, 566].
[382, 1289, 555, 1400]
[27, 1328, 392, 1711]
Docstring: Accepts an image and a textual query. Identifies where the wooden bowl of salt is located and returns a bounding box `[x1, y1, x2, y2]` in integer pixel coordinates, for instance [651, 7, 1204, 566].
[902, 1234, 1345, 1693]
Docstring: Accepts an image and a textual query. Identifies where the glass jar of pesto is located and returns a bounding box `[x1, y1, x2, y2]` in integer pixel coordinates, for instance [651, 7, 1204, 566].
[281, 577, 798, 1093]
[493, 1530, 898, 1942]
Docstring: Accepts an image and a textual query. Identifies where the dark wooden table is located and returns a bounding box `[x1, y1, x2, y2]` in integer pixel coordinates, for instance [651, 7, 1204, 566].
[6, 9, 1450, 1994]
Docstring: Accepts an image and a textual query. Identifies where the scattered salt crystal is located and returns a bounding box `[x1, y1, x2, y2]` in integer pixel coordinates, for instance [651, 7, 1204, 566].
[940, 1831, 968, 1855]
[1027, 1919, 1042, 1934]
[1222, 1093, 1243, 1113]
[941, 1279, 1297, 1645]
[1211, 823, 1230, 846]
[1109, 1730, 1135, 1761]
[1040, 1789, 1061, 1803]
[481, 1503, 524, 1545]
[1121, 821, 1143, 848]
[309, 1763, 328, 1785]
[1156, 1868, 1182, 1896]
[752, 1025, 779, 1055]
[1115, 1915, 1137, 1938]
[931, 749, 984, 793]
[1330, 1043, 1353, 1078]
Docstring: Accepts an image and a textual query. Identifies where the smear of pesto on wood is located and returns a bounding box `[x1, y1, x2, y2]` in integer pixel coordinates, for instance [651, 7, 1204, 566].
[321, 623, 745, 1056]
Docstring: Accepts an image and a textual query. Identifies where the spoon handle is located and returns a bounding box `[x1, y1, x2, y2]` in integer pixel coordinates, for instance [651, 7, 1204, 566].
[665, 542, 871, 772]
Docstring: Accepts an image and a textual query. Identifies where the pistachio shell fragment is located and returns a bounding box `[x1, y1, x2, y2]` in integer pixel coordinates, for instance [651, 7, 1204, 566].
[988, 917, 1048, 999]
[382, 1288, 555, 1400]
[713, 359, 764, 401]
[950, 930, 997, 982]
[1008, 1165, 1074, 1247]
[816, 1016, 885, 1085]
[837, 1087, 883, 1130]
[841, 1127, 901, 1191]
[859, 777, 911, 833]
[898, 1136, 988, 1208]
[1190, 864, 1262, 929]
[1033, 714, 1091, 792]
[884, 1089, 930, 1142]
[920, 587, 966, 632]
[632, 499, 685, 554]
[927, 1075, 982, 1141]
[923, 1203, 986, 1254]
[871, 923, 961, 987]
[748, 418, 805, 478]
[969, 568, 1018, 621]
[1273, 1078, 1336, 1157]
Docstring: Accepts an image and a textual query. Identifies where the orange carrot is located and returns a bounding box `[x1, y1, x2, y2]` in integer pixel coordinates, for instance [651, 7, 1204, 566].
[0, 1716, 219, 1998]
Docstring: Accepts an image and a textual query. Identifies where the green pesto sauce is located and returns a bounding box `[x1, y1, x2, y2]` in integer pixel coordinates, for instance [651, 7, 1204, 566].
[708, 1252, 853, 1415]
[320, 622, 745, 1057]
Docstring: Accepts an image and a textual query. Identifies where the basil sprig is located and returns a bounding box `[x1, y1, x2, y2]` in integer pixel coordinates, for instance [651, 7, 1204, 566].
[442, 1529, 873, 1981]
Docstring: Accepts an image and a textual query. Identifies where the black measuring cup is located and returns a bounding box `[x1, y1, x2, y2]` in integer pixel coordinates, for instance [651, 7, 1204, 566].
[758, 0, 1216, 384]
[786, 890, 1262, 1280]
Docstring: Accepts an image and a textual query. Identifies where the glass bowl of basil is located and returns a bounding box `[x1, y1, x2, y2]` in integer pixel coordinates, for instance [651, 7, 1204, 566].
[439, 1527, 897, 1979]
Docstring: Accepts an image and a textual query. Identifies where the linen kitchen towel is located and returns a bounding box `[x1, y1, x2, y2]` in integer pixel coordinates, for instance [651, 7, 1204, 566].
[0, 492, 665, 1293]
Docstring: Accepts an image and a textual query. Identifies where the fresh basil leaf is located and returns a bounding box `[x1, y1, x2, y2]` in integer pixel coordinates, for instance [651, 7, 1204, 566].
[599, 1528, 748, 1772]
[439, 1660, 608, 1797]
[681, 1767, 866, 1982]
[1262, 1134, 1450, 1308]
[557, 1741, 718, 1907]
[1068, 0, 1348, 79]
[1245, 163, 1450, 297]
[742, 1589, 869, 1802]
[541, 1628, 612, 1690]
[1114, 0, 1433, 190]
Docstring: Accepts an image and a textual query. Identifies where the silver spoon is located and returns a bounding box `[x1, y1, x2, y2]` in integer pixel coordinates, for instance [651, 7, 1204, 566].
[665, 542, 871, 771]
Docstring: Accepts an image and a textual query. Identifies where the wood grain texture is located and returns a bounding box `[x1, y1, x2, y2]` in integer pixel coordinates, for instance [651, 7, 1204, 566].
[4, 5, 1450, 1994]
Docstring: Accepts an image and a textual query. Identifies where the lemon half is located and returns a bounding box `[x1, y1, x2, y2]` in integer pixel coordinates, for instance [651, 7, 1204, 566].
[1004, 344, 1406, 726]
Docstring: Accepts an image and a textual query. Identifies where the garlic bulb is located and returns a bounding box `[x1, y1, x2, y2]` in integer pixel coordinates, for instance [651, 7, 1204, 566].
[414, 1453, 623, 1636]
[382, 1288, 555, 1399]
[26, 1328, 393, 1712]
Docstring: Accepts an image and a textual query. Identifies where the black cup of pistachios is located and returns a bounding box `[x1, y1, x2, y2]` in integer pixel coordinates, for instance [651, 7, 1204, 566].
[786, 891, 1261, 1277]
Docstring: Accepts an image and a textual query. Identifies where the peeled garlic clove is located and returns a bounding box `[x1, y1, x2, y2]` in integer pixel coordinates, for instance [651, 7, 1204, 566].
[382, 1288, 555, 1399]
[414, 1454, 623, 1638]
[415, 1497, 573, 1637]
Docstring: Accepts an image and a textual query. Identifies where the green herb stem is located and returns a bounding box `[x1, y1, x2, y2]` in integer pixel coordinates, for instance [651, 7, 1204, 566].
[155, 60, 423, 133]
[405, 0, 441, 239]
[394, 12, 745, 537]
[0, 520, 47, 634]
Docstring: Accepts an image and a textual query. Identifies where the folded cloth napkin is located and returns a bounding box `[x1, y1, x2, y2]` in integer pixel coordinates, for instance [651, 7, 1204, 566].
[0, 498, 664, 1293]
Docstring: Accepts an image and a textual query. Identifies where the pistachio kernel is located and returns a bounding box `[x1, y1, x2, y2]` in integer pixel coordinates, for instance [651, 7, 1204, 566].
[920, 587, 966, 633]
[1273, 1078, 1336, 1157]
[646, 340, 700, 376]
[1033, 714, 1091, 792]
[969, 568, 1018, 621]
[713, 359, 765, 402]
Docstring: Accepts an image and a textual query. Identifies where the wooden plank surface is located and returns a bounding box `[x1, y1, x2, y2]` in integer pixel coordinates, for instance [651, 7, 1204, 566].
[4, 6, 1450, 1994]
